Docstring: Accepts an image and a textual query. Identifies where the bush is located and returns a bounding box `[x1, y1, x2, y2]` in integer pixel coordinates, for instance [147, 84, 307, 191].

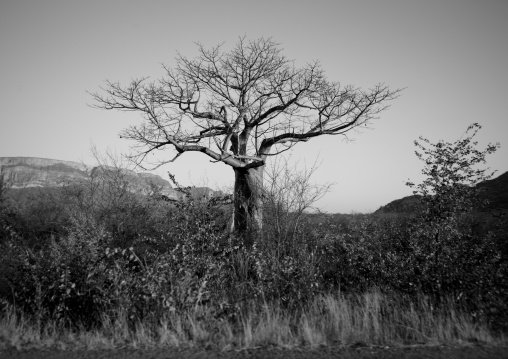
[1, 132, 507, 332]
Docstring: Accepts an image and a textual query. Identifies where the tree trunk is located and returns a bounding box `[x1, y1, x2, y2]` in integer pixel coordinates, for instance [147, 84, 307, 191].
[233, 166, 264, 245]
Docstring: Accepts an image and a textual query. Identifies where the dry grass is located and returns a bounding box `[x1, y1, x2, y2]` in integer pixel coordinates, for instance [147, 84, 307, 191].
[1, 292, 505, 351]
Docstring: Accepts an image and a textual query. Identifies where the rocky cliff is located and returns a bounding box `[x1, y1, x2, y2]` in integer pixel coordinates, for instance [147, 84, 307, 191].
[0, 157, 182, 200]
[0, 157, 225, 202]
[0, 157, 91, 188]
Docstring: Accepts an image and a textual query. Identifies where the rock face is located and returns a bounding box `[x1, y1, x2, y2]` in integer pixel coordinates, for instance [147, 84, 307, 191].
[0, 157, 181, 199]
[0, 157, 224, 202]
[0, 157, 92, 188]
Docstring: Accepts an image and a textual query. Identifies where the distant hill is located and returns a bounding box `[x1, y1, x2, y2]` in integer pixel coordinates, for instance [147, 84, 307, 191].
[374, 195, 422, 214]
[477, 171, 508, 211]
[375, 171, 508, 214]
[0, 157, 221, 201]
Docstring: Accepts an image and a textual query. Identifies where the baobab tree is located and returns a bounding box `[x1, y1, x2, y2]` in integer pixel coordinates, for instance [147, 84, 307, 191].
[91, 37, 400, 241]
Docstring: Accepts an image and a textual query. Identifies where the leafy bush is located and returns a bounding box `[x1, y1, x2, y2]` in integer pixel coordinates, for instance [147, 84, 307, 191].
[0, 128, 507, 331]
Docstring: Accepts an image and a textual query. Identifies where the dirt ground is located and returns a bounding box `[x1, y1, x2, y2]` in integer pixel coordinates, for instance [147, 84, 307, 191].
[1, 346, 507, 359]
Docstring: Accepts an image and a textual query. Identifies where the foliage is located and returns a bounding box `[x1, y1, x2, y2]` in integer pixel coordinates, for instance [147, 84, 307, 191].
[406, 123, 499, 219]
[403, 124, 502, 300]
[399, 123, 505, 328]
[0, 127, 506, 332]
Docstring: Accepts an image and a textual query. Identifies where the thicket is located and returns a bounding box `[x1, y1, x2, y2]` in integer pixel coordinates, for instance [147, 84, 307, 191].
[0, 124, 507, 347]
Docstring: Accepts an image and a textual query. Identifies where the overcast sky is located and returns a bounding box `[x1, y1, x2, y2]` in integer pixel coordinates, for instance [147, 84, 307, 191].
[1, 0, 507, 213]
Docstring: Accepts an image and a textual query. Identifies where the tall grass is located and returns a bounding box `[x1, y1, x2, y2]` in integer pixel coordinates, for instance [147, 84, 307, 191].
[1, 291, 504, 351]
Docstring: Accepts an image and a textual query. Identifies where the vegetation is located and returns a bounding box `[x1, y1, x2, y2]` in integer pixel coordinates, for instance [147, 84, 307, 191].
[1, 125, 506, 350]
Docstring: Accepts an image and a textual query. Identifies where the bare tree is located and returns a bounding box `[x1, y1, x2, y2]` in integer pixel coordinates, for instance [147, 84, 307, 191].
[91, 37, 400, 241]
[263, 156, 332, 254]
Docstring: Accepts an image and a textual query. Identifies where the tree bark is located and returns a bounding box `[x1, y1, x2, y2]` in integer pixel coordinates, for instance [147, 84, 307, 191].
[233, 166, 264, 245]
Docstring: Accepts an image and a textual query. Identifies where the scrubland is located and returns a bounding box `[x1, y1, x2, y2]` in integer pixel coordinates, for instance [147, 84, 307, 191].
[0, 166, 507, 353]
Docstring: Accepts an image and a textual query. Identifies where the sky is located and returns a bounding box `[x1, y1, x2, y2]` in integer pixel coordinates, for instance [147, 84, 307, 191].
[1, 0, 507, 213]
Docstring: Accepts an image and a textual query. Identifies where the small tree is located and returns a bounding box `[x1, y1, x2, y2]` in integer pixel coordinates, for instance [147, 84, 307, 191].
[91, 37, 400, 241]
[407, 123, 499, 221]
[406, 123, 500, 297]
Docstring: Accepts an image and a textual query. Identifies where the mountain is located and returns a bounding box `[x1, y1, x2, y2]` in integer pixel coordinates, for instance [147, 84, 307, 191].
[375, 171, 508, 214]
[0, 157, 221, 201]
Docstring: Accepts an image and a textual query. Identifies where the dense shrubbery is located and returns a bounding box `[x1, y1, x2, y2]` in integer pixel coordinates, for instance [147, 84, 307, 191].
[310, 212, 507, 328]
[0, 125, 507, 335]
[1, 182, 506, 332]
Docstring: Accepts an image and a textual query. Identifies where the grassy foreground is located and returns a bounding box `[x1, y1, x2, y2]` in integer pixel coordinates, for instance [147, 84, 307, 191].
[1, 291, 505, 351]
